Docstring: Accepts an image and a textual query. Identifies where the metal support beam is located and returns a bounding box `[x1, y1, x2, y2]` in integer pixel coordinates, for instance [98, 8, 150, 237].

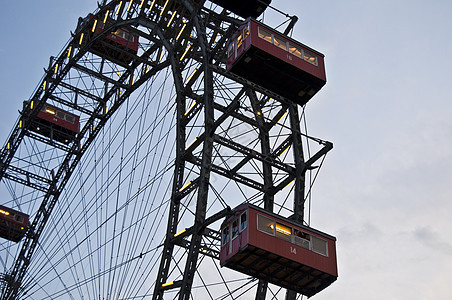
[288, 103, 305, 224]
[178, 8, 215, 298]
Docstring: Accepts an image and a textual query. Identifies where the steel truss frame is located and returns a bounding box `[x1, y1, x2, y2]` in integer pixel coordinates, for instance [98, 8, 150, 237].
[0, 1, 332, 299]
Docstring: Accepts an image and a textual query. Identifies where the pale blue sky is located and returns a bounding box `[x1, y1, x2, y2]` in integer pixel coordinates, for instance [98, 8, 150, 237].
[1, 1, 452, 299]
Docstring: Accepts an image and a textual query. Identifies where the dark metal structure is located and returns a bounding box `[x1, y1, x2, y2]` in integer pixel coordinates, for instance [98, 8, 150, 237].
[210, 0, 272, 18]
[0, 0, 333, 299]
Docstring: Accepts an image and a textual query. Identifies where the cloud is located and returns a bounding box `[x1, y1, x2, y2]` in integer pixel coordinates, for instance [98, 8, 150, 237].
[413, 226, 452, 256]
[337, 221, 381, 244]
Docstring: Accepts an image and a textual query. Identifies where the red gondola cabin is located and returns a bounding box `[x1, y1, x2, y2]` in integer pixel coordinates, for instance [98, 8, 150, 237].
[220, 203, 337, 297]
[26, 101, 80, 144]
[210, 0, 271, 18]
[0, 205, 29, 243]
[80, 14, 139, 65]
[227, 19, 327, 106]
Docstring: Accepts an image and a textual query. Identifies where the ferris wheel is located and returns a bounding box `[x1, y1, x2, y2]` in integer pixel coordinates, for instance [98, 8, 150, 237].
[0, 1, 336, 299]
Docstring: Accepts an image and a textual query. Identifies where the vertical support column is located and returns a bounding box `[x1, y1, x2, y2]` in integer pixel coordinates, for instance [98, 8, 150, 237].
[286, 103, 305, 300]
[248, 90, 273, 300]
[288, 103, 305, 223]
[247, 90, 274, 210]
[178, 8, 214, 300]
[255, 280, 269, 300]
[285, 289, 297, 300]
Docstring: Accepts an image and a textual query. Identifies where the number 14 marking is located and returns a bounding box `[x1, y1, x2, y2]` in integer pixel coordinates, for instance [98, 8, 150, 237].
[290, 246, 297, 254]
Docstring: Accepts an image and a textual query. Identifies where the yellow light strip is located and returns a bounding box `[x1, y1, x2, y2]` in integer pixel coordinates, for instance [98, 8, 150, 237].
[127, 0, 133, 11]
[184, 101, 196, 116]
[212, 32, 219, 43]
[67, 46, 72, 58]
[6, 143, 10, 150]
[92, 19, 98, 32]
[276, 111, 287, 125]
[54, 63, 59, 74]
[276, 224, 291, 235]
[176, 22, 187, 41]
[279, 144, 291, 157]
[167, 10, 177, 27]
[139, 0, 145, 8]
[79, 33, 84, 45]
[162, 282, 174, 288]
[185, 138, 197, 150]
[270, 223, 292, 235]
[0, 209, 10, 216]
[30, 100, 34, 109]
[180, 43, 191, 61]
[19, 120, 22, 128]
[174, 229, 187, 237]
[104, 10, 110, 23]
[160, 0, 169, 16]
[149, 0, 156, 12]
[282, 179, 294, 190]
[116, 1, 123, 15]
[184, 68, 198, 85]
[42, 80, 47, 90]
[178, 181, 192, 192]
